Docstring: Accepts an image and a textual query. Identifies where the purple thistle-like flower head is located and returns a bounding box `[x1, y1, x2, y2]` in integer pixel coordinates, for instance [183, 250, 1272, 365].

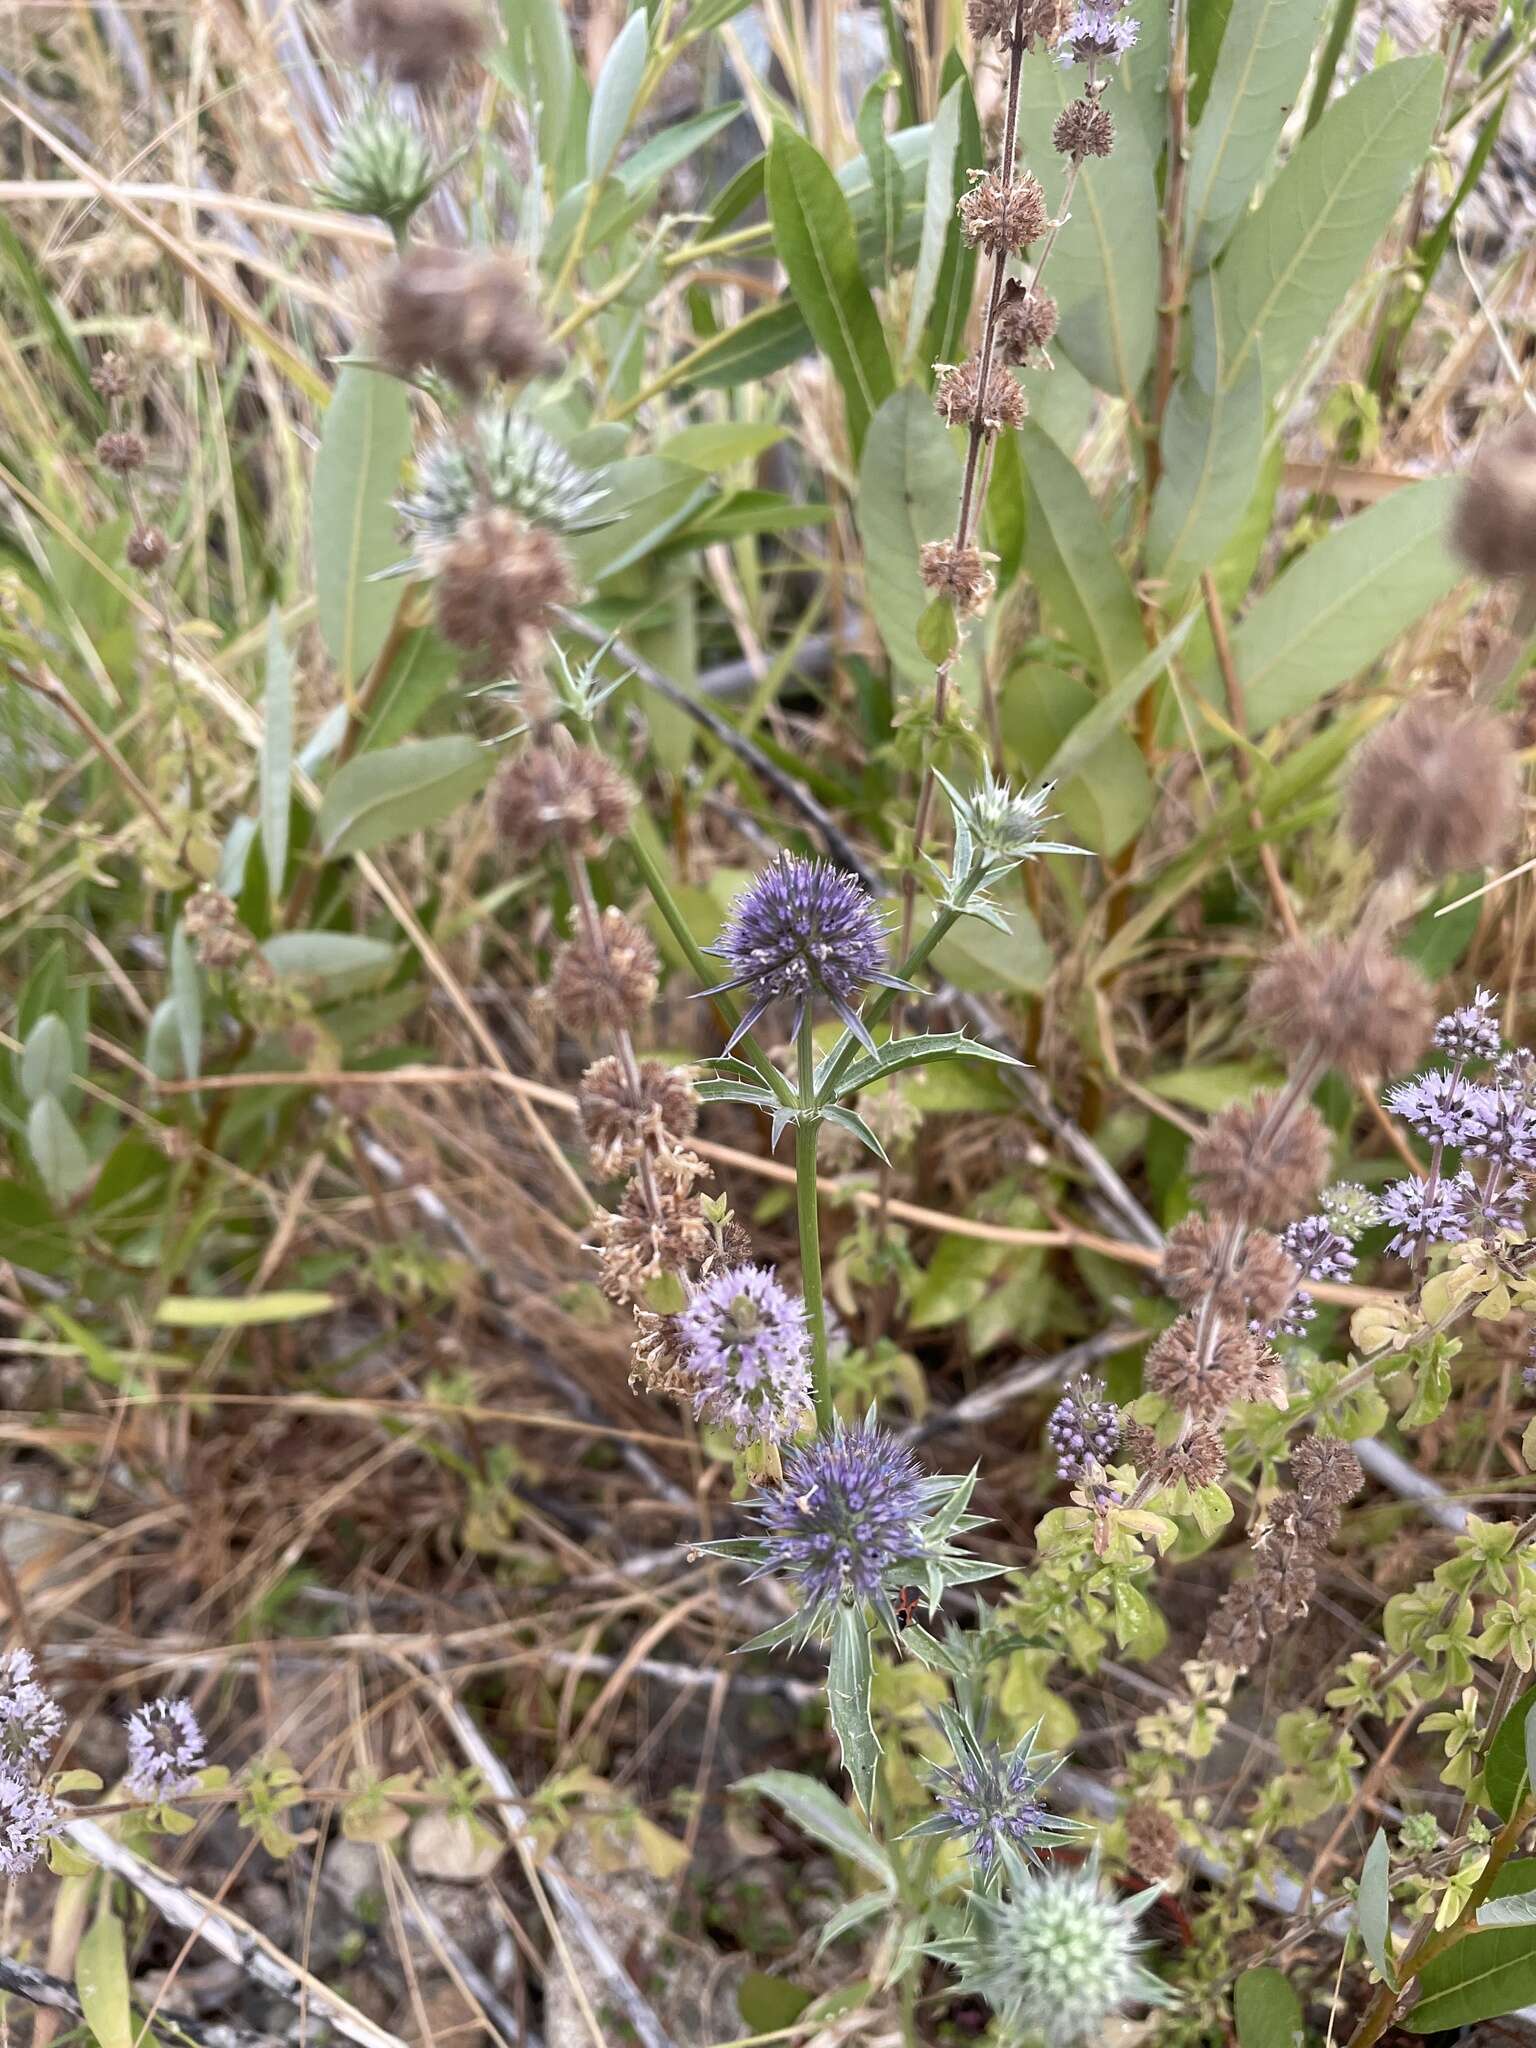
[1451, 1172, 1529, 1239]
[1045, 1377, 1120, 1484]
[1378, 1174, 1472, 1258]
[932, 1746, 1050, 1875]
[752, 1419, 929, 1606]
[680, 1263, 813, 1446]
[1060, 4, 1139, 61]
[125, 1697, 205, 1803]
[0, 1767, 57, 1877]
[1386, 1070, 1487, 1150]
[1463, 1088, 1536, 1171]
[1435, 988, 1501, 1063]
[703, 855, 904, 1054]
[0, 1649, 63, 1771]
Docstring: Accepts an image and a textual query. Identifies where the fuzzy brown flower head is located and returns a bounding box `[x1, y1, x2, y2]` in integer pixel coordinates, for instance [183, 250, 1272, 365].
[1144, 1317, 1229, 1421]
[1267, 1487, 1341, 1553]
[551, 908, 659, 1038]
[995, 281, 1059, 365]
[934, 356, 1028, 434]
[1452, 415, 1536, 578]
[959, 168, 1049, 255]
[1053, 93, 1116, 159]
[1446, 0, 1499, 26]
[379, 248, 550, 395]
[126, 527, 169, 572]
[1124, 1801, 1182, 1885]
[1223, 1330, 1287, 1407]
[434, 510, 574, 676]
[1346, 702, 1517, 880]
[97, 431, 145, 474]
[1249, 935, 1433, 1081]
[630, 1307, 691, 1397]
[1119, 1417, 1160, 1470]
[1159, 1217, 1298, 1320]
[1191, 1095, 1333, 1226]
[1154, 1422, 1227, 1491]
[91, 352, 135, 400]
[182, 888, 250, 970]
[578, 1055, 699, 1177]
[592, 1179, 712, 1308]
[347, 0, 485, 89]
[967, 0, 1060, 40]
[492, 743, 633, 862]
[1199, 1585, 1262, 1672]
[1290, 1435, 1364, 1511]
[919, 538, 995, 616]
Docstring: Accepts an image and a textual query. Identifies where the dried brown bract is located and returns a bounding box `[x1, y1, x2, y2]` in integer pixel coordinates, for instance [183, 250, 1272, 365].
[1452, 414, 1536, 579]
[1290, 1435, 1364, 1511]
[934, 356, 1029, 433]
[1190, 1095, 1332, 1226]
[126, 527, 169, 572]
[91, 352, 135, 400]
[578, 1056, 699, 1177]
[434, 510, 574, 676]
[1154, 1422, 1227, 1490]
[1143, 1317, 1231, 1421]
[1124, 1801, 1182, 1884]
[182, 888, 251, 970]
[1053, 94, 1116, 159]
[592, 1180, 712, 1308]
[1248, 935, 1433, 1080]
[348, 0, 485, 89]
[551, 908, 659, 1037]
[1158, 1217, 1298, 1321]
[919, 538, 995, 615]
[967, 0, 1058, 40]
[1446, 0, 1499, 25]
[1345, 702, 1517, 879]
[379, 248, 550, 393]
[97, 431, 145, 474]
[959, 169, 1049, 255]
[995, 281, 1059, 365]
[492, 743, 633, 861]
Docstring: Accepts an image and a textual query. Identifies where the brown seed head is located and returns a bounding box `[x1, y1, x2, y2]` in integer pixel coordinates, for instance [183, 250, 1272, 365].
[461, 253, 552, 385]
[919, 538, 995, 616]
[435, 509, 574, 675]
[1345, 702, 1518, 880]
[959, 169, 1049, 255]
[1154, 1422, 1227, 1491]
[1290, 1435, 1364, 1511]
[1144, 1316, 1231, 1421]
[1452, 414, 1536, 579]
[1248, 935, 1433, 1080]
[1159, 1216, 1298, 1320]
[592, 1178, 712, 1308]
[995, 281, 1059, 365]
[1199, 1583, 1263, 1672]
[630, 1307, 692, 1396]
[492, 743, 634, 861]
[1053, 95, 1116, 159]
[97, 431, 145, 474]
[578, 1056, 700, 1177]
[347, 0, 485, 88]
[379, 248, 550, 394]
[91, 351, 135, 400]
[551, 908, 659, 1037]
[1190, 1094, 1333, 1225]
[182, 888, 250, 969]
[934, 356, 1028, 434]
[126, 526, 169, 572]
[1124, 1801, 1182, 1884]
[1446, 0, 1499, 24]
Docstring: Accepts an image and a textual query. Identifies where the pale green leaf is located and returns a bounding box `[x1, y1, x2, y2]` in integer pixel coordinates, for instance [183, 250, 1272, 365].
[312, 365, 412, 687]
[155, 1291, 337, 1328]
[1409, 1862, 1536, 2030]
[736, 1769, 894, 1883]
[1233, 1966, 1303, 2047]
[905, 81, 965, 359]
[1358, 1829, 1394, 1986]
[1018, 419, 1146, 681]
[28, 1095, 90, 1206]
[21, 1014, 73, 1105]
[261, 931, 396, 988]
[317, 736, 494, 858]
[587, 9, 649, 179]
[260, 609, 294, 902]
[1146, 293, 1266, 596]
[858, 386, 976, 693]
[77, 1911, 134, 2048]
[170, 919, 202, 1083]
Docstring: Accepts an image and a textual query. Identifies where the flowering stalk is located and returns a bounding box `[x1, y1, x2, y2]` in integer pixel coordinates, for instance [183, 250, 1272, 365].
[795, 1011, 834, 1432]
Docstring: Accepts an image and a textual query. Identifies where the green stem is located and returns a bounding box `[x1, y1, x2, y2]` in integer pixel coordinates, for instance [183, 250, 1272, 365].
[813, 883, 976, 1109]
[796, 1012, 833, 1434]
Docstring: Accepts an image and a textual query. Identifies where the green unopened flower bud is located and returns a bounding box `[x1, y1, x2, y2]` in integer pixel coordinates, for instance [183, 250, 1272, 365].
[314, 103, 441, 230]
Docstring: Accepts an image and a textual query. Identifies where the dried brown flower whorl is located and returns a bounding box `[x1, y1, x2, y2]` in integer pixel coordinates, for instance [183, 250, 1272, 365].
[1446, 0, 1499, 25]
[578, 1056, 699, 1177]
[97, 431, 145, 474]
[182, 888, 250, 969]
[126, 527, 169, 572]
[1143, 1316, 1263, 1421]
[492, 743, 633, 861]
[348, 0, 485, 88]
[1290, 1435, 1365, 1511]
[995, 281, 1059, 365]
[1158, 1217, 1298, 1321]
[1451, 413, 1536, 579]
[592, 1179, 712, 1308]
[1124, 1801, 1182, 1885]
[967, 0, 1061, 41]
[1154, 1422, 1227, 1490]
[379, 248, 550, 393]
[434, 510, 574, 676]
[1345, 702, 1518, 879]
[91, 352, 135, 400]
[959, 169, 1049, 255]
[919, 538, 995, 615]
[1190, 1095, 1332, 1226]
[934, 356, 1028, 434]
[630, 1306, 692, 1396]
[551, 908, 659, 1037]
[1248, 936, 1433, 1080]
[1054, 95, 1116, 159]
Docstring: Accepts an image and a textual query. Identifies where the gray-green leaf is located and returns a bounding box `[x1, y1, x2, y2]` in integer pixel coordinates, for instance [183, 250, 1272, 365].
[736, 1769, 895, 1884]
[20, 1014, 73, 1106]
[170, 920, 202, 1084]
[312, 365, 413, 687]
[905, 81, 964, 359]
[260, 608, 294, 902]
[827, 1603, 881, 1817]
[76, 1910, 135, 2048]
[587, 8, 649, 179]
[1146, 319, 1266, 596]
[1358, 1829, 1393, 1986]
[262, 932, 396, 990]
[1018, 419, 1147, 682]
[29, 1095, 90, 1206]
[317, 736, 494, 858]
[858, 386, 974, 693]
[1233, 1966, 1304, 2047]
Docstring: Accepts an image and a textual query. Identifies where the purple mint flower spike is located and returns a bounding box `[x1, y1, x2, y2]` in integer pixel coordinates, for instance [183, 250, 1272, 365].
[125, 1697, 205, 1802]
[1060, 3, 1139, 61]
[702, 854, 908, 1055]
[1282, 1215, 1356, 1286]
[1435, 988, 1501, 1063]
[680, 1263, 813, 1446]
[751, 1419, 928, 1605]
[1045, 1377, 1120, 1484]
[0, 1649, 63, 1771]
[1463, 1089, 1536, 1171]
[1385, 1070, 1487, 1150]
[0, 1767, 57, 1877]
[1452, 1172, 1529, 1240]
[1378, 1174, 1472, 1259]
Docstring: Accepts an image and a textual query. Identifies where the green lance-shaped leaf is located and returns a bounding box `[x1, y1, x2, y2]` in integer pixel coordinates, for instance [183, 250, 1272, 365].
[20, 1014, 73, 1105]
[312, 364, 413, 688]
[1485, 1683, 1536, 1822]
[28, 1095, 90, 1207]
[858, 385, 977, 694]
[76, 1910, 135, 2048]
[1147, 281, 1267, 596]
[1358, 1828, 1395, 1986]
[736, 1769, 896, 1885]
[906, 79, 966, 361]
[261, 931, 396, 991]
[766, 125, 894, 458]
[1017, 418, 1146, 682]
[1208, 476, 1461, 733]
[1409, 1861, 1536, 2030]
[316, 736, 495, 858]
[1208, 56, 1444, 400]
[827, 1602, 882, 1817]
[586, 8, 649, 178]
[1232, 1966, 1303, 2047]
[1182, 0, 1330, 268]
[170, 918, 202, 1084]
[496, 0, 575, 173]
[260, 609, 294, 903]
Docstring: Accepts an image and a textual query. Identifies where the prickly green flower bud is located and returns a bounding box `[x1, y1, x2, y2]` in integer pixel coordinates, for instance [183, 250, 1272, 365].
[931, 1855, 1173, 2045]
[314, 103, 441, 230]
[398, 407, 609, 566]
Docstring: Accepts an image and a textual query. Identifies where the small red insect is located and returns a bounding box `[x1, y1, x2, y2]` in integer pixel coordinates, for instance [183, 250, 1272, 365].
[894, 1587, 921, 1628]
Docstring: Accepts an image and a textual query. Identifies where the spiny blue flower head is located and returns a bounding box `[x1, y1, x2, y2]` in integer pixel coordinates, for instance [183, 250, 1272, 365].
[0, 1648, 63, 1771]
[912, 1715, 1079, 1877]
[1046, 1376, 1120, 1484]
[0, 1767, 57, 1877]
[1060, 4, 1139, 62]
[1436, 988, 1501, 1063]
[1386, 1069, 1487, 1149]
[752, 1418, 929, 1606]
[679, 1263, 813, 1446]
[704, 855, 905, 1054]
[931, 1853, 1173, 2045]
[1463, 1088, 1536, 1170]
[1378, 1174, 1473, 1258]
[126, 1697, 206, 1803]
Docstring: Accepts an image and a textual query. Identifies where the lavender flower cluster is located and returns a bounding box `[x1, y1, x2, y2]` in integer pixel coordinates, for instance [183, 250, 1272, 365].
[125, 1696, 207, 1803]
[0, 1650, 61, 1877]
[1059, 1, 1139, 62]
[1046, 1377, 1120, 1484]
[679, 1263, 813, 1445]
